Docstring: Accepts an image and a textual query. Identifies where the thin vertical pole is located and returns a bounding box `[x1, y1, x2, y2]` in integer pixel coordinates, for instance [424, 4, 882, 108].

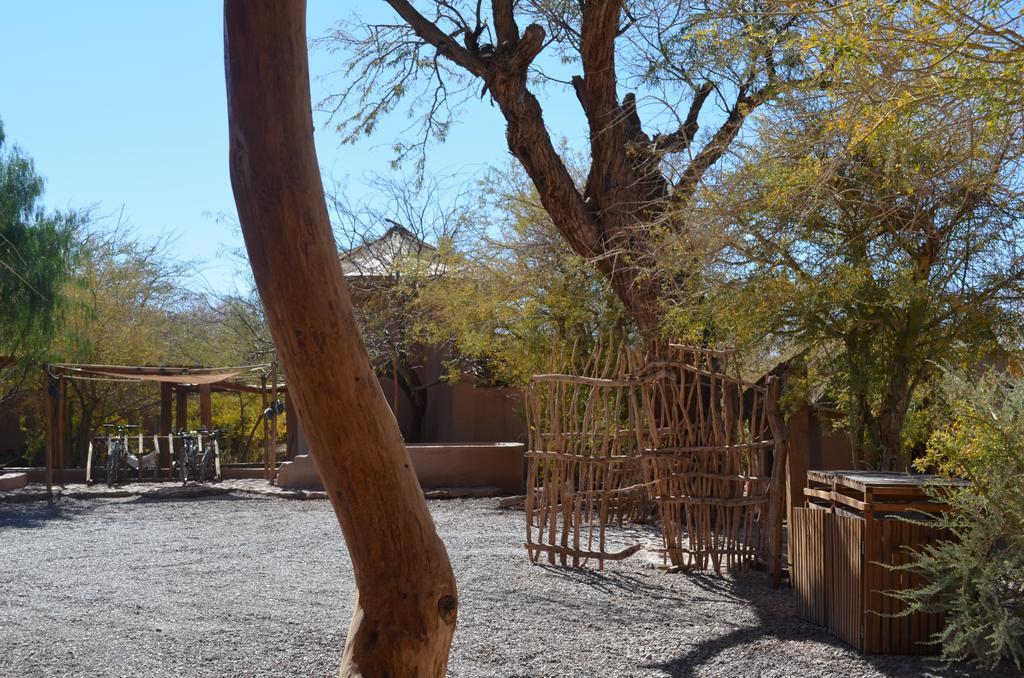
[269, 364, 279, 483]
[160, 383, 173, 477]
[56, 376, 67, 487]
[261, 374, 271, 481]
[43, 368, 54, 504]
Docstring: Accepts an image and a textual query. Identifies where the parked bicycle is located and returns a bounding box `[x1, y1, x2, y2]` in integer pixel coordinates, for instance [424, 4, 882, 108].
[94, 423, 140, 487]
[174, 427, 222, 484]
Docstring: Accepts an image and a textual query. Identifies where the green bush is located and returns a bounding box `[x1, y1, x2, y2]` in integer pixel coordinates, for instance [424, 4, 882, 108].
[897, 372, 1024, 670]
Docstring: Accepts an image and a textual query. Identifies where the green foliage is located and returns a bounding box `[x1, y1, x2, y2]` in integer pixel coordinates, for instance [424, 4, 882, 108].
[0, 118, 80, 403]
[894, 372, 1024, 669]
[417, 164, 635, 387]
[794, 0, 1024, 133]
[678, 96, 1024, 469]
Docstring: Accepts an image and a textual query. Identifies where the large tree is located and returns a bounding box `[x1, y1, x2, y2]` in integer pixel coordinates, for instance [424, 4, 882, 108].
[323, 0, 811, 335]
[0, 119, 79, 405]
[224, 2, 458, 675]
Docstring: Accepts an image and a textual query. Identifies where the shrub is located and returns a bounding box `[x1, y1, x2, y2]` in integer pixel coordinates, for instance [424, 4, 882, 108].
[897, 372, 1024, 670]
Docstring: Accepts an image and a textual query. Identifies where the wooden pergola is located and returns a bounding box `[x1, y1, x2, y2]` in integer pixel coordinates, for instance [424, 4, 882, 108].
[43, 363, 289, 499]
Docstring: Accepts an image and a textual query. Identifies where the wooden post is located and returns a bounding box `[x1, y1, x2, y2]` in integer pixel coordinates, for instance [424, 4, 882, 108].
[175, 387, 188, 432]
[269, 364, 279, 482]
[43, 368, 55, 503]
[199, 383, 213, 430]
[56, 376, 67, 486]
[261, 374, 271, 481]
[224, 3, 458, 673]
[160, 383, 173, 477]
[765, 376, 791, 587]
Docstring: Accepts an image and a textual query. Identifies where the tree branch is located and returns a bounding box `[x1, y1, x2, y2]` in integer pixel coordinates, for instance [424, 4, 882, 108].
[652, 81, 714, 153]
[675, 83, 772, 204]
[384, 0, 487, 75]
[492, 0, 519, 46]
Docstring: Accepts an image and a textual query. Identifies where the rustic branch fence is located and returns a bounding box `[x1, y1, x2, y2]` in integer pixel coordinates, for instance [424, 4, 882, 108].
[524, 343, 788, 578]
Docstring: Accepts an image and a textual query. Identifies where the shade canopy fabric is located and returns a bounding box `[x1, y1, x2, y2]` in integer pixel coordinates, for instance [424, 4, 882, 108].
[49, 363, 266, 386]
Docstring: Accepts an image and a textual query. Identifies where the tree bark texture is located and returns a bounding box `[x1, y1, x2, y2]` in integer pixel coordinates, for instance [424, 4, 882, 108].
[224, 3, 458, 676]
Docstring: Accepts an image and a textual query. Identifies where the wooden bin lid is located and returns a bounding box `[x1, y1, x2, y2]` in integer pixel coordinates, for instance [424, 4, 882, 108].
[807, 469, 968, 496]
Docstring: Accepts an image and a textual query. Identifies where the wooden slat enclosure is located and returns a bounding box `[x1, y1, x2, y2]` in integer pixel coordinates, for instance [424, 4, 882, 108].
[864, 518, 946, 654]
[828, 513, 864, 649]
[791, 507, 827, 626]
[792, 470, 958, 654]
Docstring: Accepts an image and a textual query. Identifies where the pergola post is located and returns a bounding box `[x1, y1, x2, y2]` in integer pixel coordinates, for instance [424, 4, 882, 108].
[175, 387, 188, 432]
[56, 375, 67, 486]
[159, 383, 173, 477]
[269, 364, 279, 482]
[43, 367, 55, 503]
[261, 374, 271, 481]
[199, 383, 213, 430]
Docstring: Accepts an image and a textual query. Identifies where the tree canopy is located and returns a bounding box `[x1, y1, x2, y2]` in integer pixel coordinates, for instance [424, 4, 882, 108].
[0, 119, 79, 405]
[671, 84, 1024, 470]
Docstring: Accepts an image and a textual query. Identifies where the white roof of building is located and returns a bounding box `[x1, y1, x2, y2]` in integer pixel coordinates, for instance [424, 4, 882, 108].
[339, 223, 447, 278]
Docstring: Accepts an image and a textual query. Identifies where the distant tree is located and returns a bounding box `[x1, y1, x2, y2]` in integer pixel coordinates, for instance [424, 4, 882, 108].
[50, 226, 234, 463]
[321, 0, 814, 335]
[682, 99, 1024, 471]
[0, 118, 79, 405]
[203, 242, 277, 366]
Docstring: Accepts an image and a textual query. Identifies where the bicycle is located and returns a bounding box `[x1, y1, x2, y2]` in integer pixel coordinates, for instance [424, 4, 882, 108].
[175, 428, 223, 484]
[95, 423, 139, 487]
[175, 429, 198, 485]
[197, 427, 223, 483]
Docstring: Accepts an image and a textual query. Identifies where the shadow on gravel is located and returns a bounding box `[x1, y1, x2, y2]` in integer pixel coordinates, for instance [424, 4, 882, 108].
[128, 488, 254, 503]
[535, 564, 693, 603]
[0, 500, 94, 530]
[642, 573, 990, 678]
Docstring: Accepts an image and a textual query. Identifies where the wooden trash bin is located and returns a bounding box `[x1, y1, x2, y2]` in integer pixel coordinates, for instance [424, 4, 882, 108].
[791, 470, 967, 654]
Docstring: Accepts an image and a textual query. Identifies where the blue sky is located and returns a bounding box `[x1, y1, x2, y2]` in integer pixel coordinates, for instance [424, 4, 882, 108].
[0, 1, 586, 293]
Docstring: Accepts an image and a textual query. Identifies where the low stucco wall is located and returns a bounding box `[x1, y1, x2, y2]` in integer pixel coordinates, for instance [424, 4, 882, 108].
[407, 442, 525, 494]
[0, 472, 29, 491]
[276, 442, 526, 494]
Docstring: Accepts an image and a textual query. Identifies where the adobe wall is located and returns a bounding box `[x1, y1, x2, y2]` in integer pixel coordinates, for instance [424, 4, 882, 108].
[276, 442, 526, 493]
[786, 404, 854, 510]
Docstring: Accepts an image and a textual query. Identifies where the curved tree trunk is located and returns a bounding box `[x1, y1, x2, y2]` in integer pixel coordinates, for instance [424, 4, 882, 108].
[223, 3, 458, 676]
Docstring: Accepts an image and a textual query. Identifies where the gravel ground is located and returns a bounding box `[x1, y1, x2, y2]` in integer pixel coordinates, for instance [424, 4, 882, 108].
[0, 495, 995, 677]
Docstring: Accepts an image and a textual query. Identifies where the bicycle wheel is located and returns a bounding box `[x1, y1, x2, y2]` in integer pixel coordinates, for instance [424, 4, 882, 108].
[198, 448, 213, 483]
[106, 446, 120, 487]
[178, 447, 189, 485]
